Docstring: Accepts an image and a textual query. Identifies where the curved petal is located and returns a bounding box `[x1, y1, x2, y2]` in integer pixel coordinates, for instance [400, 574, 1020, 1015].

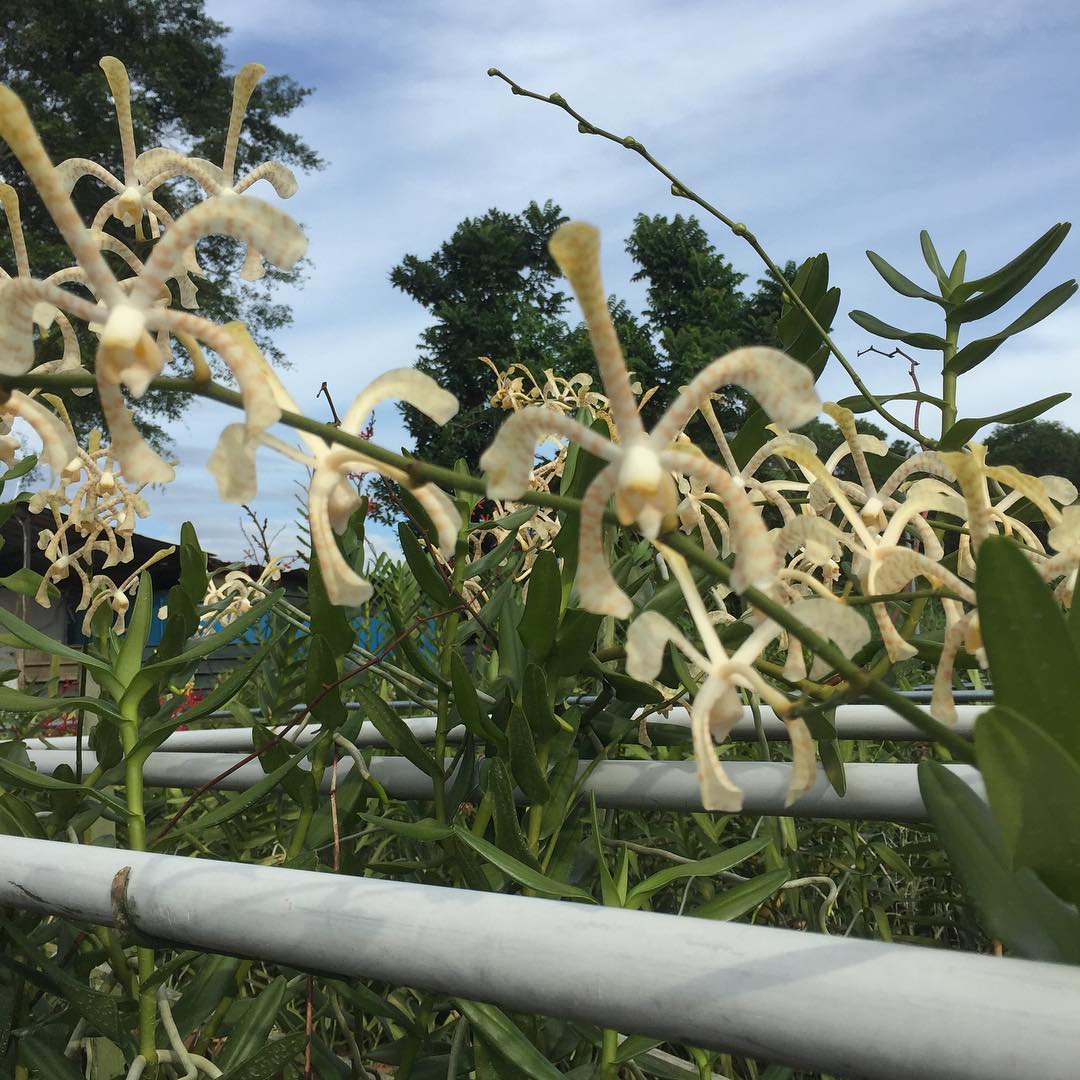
[222, 63, 266, 185]
[341, 368, 458, 435]
[131, 195, 306, 309]
[208, 423, 258, 503]
[0, 86, 122, 304]
[690, 676, 745, 812]
[575, 466, 632, 618]
[548, 222, 645, 439]
[654, 347, 821, 445]
[786, 597, 872, 680]
[0, 392, 79, 476]
[480, 405, 618, 500]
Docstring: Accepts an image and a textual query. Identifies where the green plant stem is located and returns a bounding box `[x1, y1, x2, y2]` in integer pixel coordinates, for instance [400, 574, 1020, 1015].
[120, 712, 158, 1075]
[599, 1027, 620, 1078]
[434, 538, 468, 825]
[485, 68, 931, 449]
[941, 317, 960, 435]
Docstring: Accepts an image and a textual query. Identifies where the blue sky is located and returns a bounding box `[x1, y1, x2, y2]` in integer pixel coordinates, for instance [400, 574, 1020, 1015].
[122, 0, 1080, 560]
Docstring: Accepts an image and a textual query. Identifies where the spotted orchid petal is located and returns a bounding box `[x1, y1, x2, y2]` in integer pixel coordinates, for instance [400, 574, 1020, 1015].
[481, 406, 617, 500]
[626, 610, 710, 683]
[548, 222, 645, 439]
[784, 597, 872, 680]
[654, 347, 821, 446]
[0, 392, 80, 476]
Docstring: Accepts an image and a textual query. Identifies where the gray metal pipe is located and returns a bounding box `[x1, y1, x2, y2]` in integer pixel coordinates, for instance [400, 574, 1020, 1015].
[0, 834, 1075, 1080]
[25, 749, 984, 821]
[23, 703, 983, 753]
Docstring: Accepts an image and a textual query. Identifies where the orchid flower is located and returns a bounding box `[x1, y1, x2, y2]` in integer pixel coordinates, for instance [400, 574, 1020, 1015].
[0, 82, 307, 484]
[626, 544, 869, 810]
[0, 182, 92, 392]
[205, 324, 460, 606]
[481, 222, 821, 618]
[135, 62, 299, 282]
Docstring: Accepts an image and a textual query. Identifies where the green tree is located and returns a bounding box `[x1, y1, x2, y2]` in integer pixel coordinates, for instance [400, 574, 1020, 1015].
[0, 0, 322, 443]
[392, 206, 804, 467]
[625, 213, 747, 420]
[390, 200, 574, 467]
[985, 420, 1080, 488]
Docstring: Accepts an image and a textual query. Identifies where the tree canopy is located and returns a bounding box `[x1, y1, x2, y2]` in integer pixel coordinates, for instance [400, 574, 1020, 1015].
[391, 204, 792, 466]
[985, 419, 1080, 488]
[0, 0, 323, 443]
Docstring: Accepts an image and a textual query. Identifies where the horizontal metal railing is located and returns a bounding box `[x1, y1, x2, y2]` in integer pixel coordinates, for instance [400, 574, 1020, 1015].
[0, 834, 1075, 1080]
[25, 748, 983, 821]
[22, 703, 984, 753]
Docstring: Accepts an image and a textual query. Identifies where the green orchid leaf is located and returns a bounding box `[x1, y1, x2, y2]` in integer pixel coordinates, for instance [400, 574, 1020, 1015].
[865, 249, 946, 305]
[951, 222, 1070, 315]
[976, 706, 1080, 906]
[918, 759, 1080, 962]
[939, 393, 1070, 450]
[848, 310, 948, 351]
[920, 230, 950, 290]
[946, 279, 1077, 375]
[452, 825, 593, 901]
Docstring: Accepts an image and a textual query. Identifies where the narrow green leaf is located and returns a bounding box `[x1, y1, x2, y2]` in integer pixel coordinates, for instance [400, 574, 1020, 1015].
[0, 569, 57, 600]
[0, 685, 120, 721]
[538, 748, 580, 840]
[865, 249, 945, 305]
[692, 869, 791, 921]
[0, 920, 133, 1050]
[216, 1032, 309, 1080]
[507, 704, 550, 803]
[517, 550, 561, 659]
[355, 687, 440, 779]
[126, 590, 284, 709]
[450, 650, 504, 746]
[521, 665, 560, 739]
[589, 794, 622, 907]
[818, 738, 847, 797]
[173, 736, 325, 838]
[948, 250, 968, 290]
[452, 825, 594, 901]
[939, 393, 1070, 450]
[626, 837, 771, 910]
[467, 524, 524, 578]
[946, 280, 1077, 375]
[0, 605, 108, 671]
[0, 753, 127, 815]
[975, 536, 1080, 759]
[171, 953, 242, 1034]
[920, 230, 950, 290]
[976, 706, 1080, 906]
[836, 390, 947, 414]
[953, 223, 1070, 320]
[356, 811, 452, 842]
[848, 310, 948, 351]
[215, 975, 288, 1071]
[305, 633, 346, 732]
[918, 759, 1080, 962]
[115, 573, 154, 686]
[398, 523, 453, 607]
[487, 757, 540, 870]
[453, 998, 565, 1080]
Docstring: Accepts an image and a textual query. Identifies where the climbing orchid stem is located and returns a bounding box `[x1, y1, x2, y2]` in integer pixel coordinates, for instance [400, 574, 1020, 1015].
[485, 67, 932, 449]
